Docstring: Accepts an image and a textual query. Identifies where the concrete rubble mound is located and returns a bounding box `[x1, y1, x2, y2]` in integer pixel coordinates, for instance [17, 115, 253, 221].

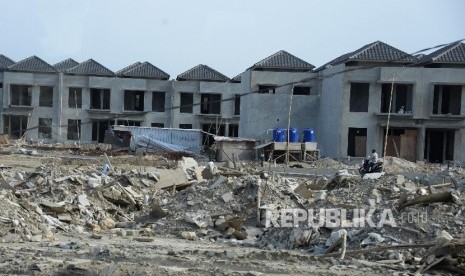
[0, 144, 464, 274]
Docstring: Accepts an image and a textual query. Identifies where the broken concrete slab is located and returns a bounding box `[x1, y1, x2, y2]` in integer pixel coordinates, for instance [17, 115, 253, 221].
[211, 176, 226, 189]
[39, 200, 66, 213]
[154, 168, 190, 190]
[221, 192, 234, 203]
[57, 213, 72, 223]
[396, 175, 406, 185]
[181, 231, 197, 240]
[185, 211, 213, 228]
[293, 183, 314, 199]
[77, 194, 90, 207]
[362, 172, 385, 180]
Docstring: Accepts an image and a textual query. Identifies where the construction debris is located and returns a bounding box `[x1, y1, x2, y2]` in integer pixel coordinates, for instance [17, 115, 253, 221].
[0, 144, 464, 274]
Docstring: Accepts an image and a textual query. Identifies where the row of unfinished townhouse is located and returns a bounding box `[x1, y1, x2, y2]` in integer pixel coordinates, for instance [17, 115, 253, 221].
[1, 41, 465, 163]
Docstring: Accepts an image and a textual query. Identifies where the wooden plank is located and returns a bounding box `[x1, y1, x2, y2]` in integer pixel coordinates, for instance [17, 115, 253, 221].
[400, 135, 416, 161]
[354, 136, 366, 157]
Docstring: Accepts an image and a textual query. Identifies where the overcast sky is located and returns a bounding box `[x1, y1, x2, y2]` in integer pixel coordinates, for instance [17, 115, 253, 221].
[1, 0, 464, 78]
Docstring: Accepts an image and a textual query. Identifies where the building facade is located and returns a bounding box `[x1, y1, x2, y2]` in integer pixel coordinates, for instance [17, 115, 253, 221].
[317, 41, 465, 163]
[1, 41, 465, 163]
[0, 56, 239, 148]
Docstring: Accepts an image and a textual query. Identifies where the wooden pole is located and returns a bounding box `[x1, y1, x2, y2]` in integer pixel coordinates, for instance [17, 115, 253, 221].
[286, 83, 295, 168]
[382, 74, 396, 172]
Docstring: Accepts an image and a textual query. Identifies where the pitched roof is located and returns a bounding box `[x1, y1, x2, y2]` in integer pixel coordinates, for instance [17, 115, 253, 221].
[176, 64, 229, 82]
[53, 58, 79, 72]
[116, 62, 142, 76]
[8, 55, 58, 73]
[416, 42, 465, 65]
[230, 73, 242, 83]
[250, 50, 314, 71]
[119, 61, 170, 80]
[66, 59, 114, 76]
[0, 54, 15, 71]
[316, 41, 416, 71]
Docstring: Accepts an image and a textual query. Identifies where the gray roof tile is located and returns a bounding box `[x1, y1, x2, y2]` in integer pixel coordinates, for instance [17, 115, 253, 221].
[121, 61, 170, 80]
[251, 50, 315, 71]
[416, 42, 465, 65]
[53, 58, 79, 72]
[176, 64, 229, 82]
[116, 62, 142, 76]
[230, 73, 242, 83]
[8, 55, 58, 73]
[0, 54, 15, 71]
[66, 59, 114, 76]
[316, 41, 416, 71]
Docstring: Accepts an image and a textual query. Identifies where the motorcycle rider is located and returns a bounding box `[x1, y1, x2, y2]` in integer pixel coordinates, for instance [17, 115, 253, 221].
[370, 149, 378, 163]
[368, 149, 378, 172]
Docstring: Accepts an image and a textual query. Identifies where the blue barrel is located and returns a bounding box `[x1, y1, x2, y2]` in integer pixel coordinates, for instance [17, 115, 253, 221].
[273, 128, 284, 142]
[303, 128, 315, 142]
[288, 128, 299, 143]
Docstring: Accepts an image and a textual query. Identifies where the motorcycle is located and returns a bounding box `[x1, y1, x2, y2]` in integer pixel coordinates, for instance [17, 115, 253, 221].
[359, 158, 383, 176]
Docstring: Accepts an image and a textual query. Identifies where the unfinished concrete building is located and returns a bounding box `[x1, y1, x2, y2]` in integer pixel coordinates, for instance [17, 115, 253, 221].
[173, 64, 241, 146]
[239, 50, 320, 142]
[1, 41, 465, 163]
[0, 56, 238, 146]
[317, 41, 465, 163]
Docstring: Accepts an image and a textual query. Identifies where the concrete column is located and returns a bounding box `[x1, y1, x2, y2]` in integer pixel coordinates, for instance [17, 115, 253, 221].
[416, 126, 425, 161]
[169, 81, 175, 128]
[225, 122, 230, 137]
[31, 86, 40, 107]
[57, 73, 63, 142]
[145, 91, 152, 112]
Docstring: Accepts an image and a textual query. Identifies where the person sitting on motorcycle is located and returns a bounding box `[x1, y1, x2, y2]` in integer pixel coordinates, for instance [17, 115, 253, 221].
[368, 149, 378, 171]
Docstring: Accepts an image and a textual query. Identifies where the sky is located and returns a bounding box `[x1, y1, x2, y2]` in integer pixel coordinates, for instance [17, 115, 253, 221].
[1, 0, 464, 79]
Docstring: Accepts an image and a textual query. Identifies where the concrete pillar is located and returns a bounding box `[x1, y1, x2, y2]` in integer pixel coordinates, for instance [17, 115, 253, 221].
[225, 122, 230, 137]
[31, 86, 40, 107]
[416, 126, 425, 161]
[145, 91, 152, 112]
[169, 81, 175, 128]
[57, 73, 63, 142]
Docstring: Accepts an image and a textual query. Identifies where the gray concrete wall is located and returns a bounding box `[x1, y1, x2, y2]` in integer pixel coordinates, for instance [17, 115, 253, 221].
[171, 80, 239, 130]
[0, 72, 4, 131]
[171, 80, 199, 129]
[239, 70, 319, 143]
[319, 66, 465, 162]
[317, 65, 344, 158]
[61, 75, 92, 142]
[340, 67, 381, 159]
[2, 72, 60, 142]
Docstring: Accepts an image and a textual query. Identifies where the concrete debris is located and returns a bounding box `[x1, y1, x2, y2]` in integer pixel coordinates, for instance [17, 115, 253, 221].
[362, 172, 385, 179]
[0, 147, 464, 274]
[314, 191, 327, 201]
[77, 194, 91, 207]
[326, 229, 347, 247]
[361, 233, 386, 245]
[221, 192, 234, 203]
[184, 211, 213, 228]
[435, 230, 453, 247]
[181, 231, 197, 240]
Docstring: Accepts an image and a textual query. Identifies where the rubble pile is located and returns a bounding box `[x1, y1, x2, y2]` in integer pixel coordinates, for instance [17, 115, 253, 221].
[0, 147, 465, 274]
